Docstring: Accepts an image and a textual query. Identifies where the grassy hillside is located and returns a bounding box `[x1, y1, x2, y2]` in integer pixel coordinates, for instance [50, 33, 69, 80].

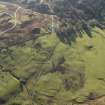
[1, 1, 105, 105]
[0, 27, 105, 105]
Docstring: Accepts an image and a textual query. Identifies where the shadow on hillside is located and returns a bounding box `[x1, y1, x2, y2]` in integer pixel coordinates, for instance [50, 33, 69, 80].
[56, 28, 92, 45]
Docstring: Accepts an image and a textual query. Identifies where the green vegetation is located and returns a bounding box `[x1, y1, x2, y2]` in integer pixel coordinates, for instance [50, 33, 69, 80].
[0, 27, 105, 105]
[0, 0, 105, 105]
[53, 0, 105, 44]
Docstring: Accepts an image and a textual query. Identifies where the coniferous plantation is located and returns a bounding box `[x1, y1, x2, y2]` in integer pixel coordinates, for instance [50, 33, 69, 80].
[0, 0, 105, 105]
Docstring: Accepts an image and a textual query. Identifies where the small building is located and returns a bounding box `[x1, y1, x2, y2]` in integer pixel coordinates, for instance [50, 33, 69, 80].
[31, 28, 40, 34]
[21, 20, 41, 34]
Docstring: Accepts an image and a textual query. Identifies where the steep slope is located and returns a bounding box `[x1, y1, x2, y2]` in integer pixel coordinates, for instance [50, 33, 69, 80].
[0, 1, 105, 105]
[1, 27, 105, 105]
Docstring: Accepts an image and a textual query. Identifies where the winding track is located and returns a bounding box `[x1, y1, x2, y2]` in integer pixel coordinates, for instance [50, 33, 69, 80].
[0, 1, 23, 35]
[0, 1, 56, 35]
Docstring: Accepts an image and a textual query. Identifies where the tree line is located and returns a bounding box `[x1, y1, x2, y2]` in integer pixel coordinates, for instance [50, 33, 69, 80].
[52, 0, 105, 44]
